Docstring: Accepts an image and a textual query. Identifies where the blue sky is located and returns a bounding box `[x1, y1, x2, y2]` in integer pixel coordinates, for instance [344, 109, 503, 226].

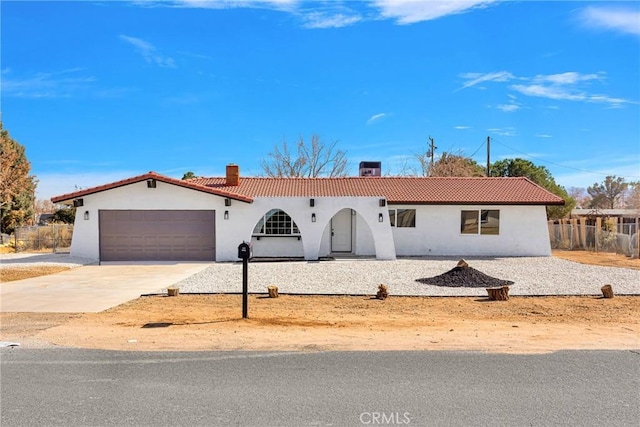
[2, 0, 639, 201]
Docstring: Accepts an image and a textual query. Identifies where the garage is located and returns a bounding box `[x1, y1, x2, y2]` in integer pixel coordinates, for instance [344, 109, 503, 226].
[99, 210, 215, 261]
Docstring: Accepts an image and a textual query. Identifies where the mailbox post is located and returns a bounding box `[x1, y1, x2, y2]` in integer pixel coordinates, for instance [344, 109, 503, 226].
[237, 242, 251, 318]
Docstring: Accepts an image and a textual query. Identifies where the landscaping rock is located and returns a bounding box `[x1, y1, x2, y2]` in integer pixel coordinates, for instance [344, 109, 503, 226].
[416, 262, 514, 288]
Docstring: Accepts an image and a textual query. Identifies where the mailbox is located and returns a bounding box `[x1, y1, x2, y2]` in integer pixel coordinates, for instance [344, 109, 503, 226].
[238, 242, 251, 260]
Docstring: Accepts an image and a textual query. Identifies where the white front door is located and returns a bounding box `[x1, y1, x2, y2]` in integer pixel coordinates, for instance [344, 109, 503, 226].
[331, 209, 353, 253]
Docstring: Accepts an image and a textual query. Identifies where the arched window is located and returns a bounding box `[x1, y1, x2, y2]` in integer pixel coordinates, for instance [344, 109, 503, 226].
[253, 209, 300, 236]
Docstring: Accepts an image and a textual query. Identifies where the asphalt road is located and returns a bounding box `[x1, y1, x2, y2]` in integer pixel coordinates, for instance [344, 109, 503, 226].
[1, 349, 638, 426]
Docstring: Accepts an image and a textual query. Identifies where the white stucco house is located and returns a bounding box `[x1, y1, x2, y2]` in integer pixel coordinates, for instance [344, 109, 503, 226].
[51, 164, 564, 262]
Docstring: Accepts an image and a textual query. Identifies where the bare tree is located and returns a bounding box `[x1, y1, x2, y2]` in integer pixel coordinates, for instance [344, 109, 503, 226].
[34, 199, 55, 216]
[568, 187, 590, 208]
[261, 134, 348, 178]
[625, 182, 640, 209]
[414, 151, 430, 176]
[430, 151, 485, 177]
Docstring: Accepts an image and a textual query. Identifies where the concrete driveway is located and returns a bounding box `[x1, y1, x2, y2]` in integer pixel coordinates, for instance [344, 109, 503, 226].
[0, 262, 212, 313]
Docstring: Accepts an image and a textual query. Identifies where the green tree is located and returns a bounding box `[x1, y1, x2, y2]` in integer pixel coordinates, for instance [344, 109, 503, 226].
[490, 158, 575, 219]
[182, 171, 196, 180]
[587, 176, 629, 209]
[0, 122, 37, 233]
[261, 134, 348, 178]
[52, 206, 76, 224]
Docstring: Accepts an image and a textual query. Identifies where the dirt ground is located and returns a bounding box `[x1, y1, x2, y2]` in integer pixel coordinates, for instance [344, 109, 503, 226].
[1, 250, 638, 353]
[0, 265, 71, 282]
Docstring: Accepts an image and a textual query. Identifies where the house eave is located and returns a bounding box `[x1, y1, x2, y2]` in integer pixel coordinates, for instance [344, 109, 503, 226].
[50, 171, 254, 204]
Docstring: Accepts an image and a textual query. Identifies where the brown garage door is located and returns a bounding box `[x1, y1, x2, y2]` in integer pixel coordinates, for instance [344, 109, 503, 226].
[99, 210, 215, 261]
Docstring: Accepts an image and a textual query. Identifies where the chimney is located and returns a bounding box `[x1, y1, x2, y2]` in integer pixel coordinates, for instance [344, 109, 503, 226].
[225, 164, 240, 186]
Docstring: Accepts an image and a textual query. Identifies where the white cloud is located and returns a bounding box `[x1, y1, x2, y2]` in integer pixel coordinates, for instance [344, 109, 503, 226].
[454, 125, 470, 130]
[373, 0, 499, 24]
[1, 69, 96, 98]
[486, 127, 516, 137]
[510, 84, 585, 101]
[511, 82, 635, 108]
[578, 6, 640, 36]
[302, 12, 362, 29]
[367, 112, 389, 125]
[533, 71, 603, 85]
[134, 0, 500, 28]
[587, 94, 634, 108]
[459, 70, 634, 108]
[148, 0, 298, 10]
[458, 71, 514, 90]
[496, 103, 520, 112]
[119, 35, 176, 68]
[536, 134, 552, 138]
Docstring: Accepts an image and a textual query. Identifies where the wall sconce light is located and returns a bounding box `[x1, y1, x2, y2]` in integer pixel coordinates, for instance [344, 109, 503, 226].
[73, 198, 83, 207]
[379, 213, 384, 222]
[84, 211, 90, 220]
[309, 198, 315, 207]
[311, 213, 316, 222]
[379, 199, 386, 207]
[224, 210, 229, 220]
[147, 179, 157, 188]
[224, 198, 232, 206]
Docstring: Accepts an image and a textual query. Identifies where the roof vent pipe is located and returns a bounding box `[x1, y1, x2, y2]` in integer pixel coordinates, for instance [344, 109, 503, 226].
[359, 161, 381, 177]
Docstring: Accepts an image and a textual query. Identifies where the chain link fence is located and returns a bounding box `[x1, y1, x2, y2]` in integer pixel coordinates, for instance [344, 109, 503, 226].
[11, 225, 74, 253]
[548, 222, 638, 256]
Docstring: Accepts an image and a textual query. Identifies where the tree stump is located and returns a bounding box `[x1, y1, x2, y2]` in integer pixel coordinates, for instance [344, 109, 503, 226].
[167, 287, 179, 297]
[376, 284, 388, 300]
[486, 286, 509, 301]
[601, 284, 614, 299]
[268, 286, 279, 298]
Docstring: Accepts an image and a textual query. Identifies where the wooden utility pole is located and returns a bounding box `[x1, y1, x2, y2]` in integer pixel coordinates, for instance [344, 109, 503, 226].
[486, 136, 491, 176]
[428, 136, 436, 177]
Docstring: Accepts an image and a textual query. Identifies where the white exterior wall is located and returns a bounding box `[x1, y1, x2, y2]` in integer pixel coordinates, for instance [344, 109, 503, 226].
[390, 204, 551, 256]
[69, 180, 230, 261]
[68, 180, 551, 261]
[238, 197, 396, 262]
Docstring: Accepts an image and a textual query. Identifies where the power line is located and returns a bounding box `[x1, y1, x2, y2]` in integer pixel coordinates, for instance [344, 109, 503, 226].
[468, 139, 486, 158]
[489, 137, 640, 180]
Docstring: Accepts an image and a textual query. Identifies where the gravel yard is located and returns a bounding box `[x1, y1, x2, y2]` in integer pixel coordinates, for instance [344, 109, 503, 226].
[2, 253, 638, 296]
[175, 256, 640, 296]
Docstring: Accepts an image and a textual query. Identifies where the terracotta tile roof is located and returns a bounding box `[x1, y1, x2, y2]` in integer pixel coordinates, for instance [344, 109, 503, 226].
[189, 176, 565, 205]
[50, 171, 254, 204]
[51, 171, 564, 206]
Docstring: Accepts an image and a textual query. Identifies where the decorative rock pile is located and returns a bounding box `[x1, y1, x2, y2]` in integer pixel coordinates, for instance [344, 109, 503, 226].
[415, 259, 514, 289]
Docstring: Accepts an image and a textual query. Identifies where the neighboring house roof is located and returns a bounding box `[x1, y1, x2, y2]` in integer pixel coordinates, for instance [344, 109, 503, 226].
[190, 176, 565, 205]
[50, 171, 254, 204]
[571, 208, 640, 218]
[50, 171, 565, 206]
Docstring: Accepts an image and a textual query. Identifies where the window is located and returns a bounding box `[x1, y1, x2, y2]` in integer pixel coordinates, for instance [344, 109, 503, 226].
[461, 210, 500, 235]
[388, 209, 416, 228]
[253, 209, 300, 235]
